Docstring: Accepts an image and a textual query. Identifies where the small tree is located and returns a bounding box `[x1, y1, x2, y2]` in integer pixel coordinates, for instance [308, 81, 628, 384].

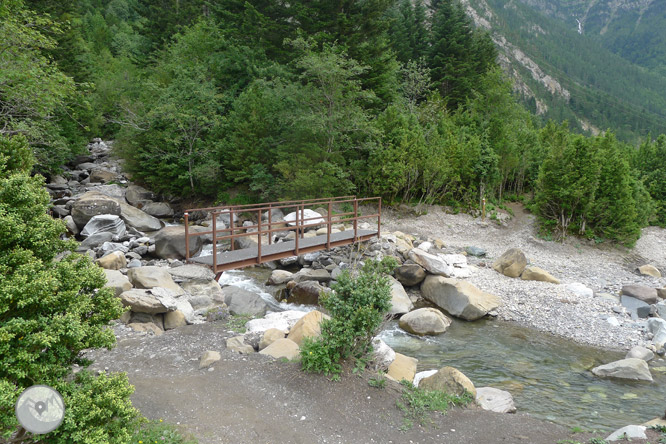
[300, 257, 397, 378]
[0, 135, 138, 443]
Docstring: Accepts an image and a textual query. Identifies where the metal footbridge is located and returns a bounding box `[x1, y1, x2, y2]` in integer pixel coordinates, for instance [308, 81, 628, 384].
[184, 196, 381, 275]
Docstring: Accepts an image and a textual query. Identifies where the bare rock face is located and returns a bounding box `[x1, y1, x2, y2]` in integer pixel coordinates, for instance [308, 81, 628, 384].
[419, 366, 476, 398]
[492, 248, 527, 278]
[154, 226, 203, 260]
[71, 192, 121, 228]
[398, 308, 451, 336]
[420, 275, 500, 321]
[118, 201, 162, 232]
[81, 214, 126, 238]
[591, 358, 653, 382]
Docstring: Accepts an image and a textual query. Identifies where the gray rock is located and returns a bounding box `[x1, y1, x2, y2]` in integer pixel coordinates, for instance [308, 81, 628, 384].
[394, 264, 427, 287]
[226, 336, 255, 354]
[88, 169, 116, 183]
[465, 246, 486, 257]
[399, 308, 451, 336]
[625, 346, 654, 361]
[181, 280, 224, 305]
[125, 185, 155, 207]
[492, 248, 527, 278]
[621, 285, 659, 304]
[407, 248, 453, 276]
[101, 242, 129, 254]
[118, 201, 162, 232]
[388, 277, 414, 316]
[127, 259, 142, 268]
[288, 281, 327, 305]
[51, 205, 70, 217]
[80, 214, 126, 238]
[118, 289, 170, 314]
[262, 208, 284, 222]
[154, 226, 204, 260]
[475, 387, 516, 413]
[71, 192, 121, 228]
[167, 264, 215, 281]
[566, 282, 594, 298]
[142, 201, 174, 217]
[280, 256, 299, 266]
[267, 269, 293, 285]
[63, 215, 79, 235]
[420, 275, 500, 321]
[370, 338, 395, 372]
[199, 350, 221, 369]
[591, 358, 653, 382]
[222, 286, 269, 317]
[87, 184, 125, 199]
[606, 425, 647, 441]
[77, 232, 114, 251]
[294, 268, 331, 283]
[127, 266, 185, 295]
[103, 269, 132, 297]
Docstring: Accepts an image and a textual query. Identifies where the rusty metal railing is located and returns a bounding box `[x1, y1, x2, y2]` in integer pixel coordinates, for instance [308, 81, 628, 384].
[183, 196, 381, 271]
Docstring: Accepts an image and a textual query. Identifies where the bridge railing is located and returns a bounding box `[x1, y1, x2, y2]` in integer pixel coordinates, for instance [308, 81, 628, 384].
[183, 196, 381, 268]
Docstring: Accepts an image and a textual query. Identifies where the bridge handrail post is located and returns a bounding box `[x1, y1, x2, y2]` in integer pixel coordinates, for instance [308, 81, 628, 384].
[268, 204, 272, 245]
[377, 197, 381, 239]
[327, 200, 331, 249]
[230, 207, 235, 251]
[353, 198, 358, 243]
[212, 212, 217, 272]
[184, 212, 190, 262]
[294, 204, 299, 255]
[257, 209, 262, 264]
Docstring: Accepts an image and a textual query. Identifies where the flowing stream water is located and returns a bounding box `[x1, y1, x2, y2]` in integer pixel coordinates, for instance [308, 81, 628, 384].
[222, 268, 666, 432]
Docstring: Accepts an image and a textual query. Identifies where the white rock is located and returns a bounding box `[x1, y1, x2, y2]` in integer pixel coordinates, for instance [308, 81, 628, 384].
[565, 282, 593, 298]
[606, 316, 620, 327]
[606, 425, 646, 441]
[475, 387, 516, 413]
[283, 209, 325, 227]
[370, 338, 396, 371]
[245, 310, 308, 333]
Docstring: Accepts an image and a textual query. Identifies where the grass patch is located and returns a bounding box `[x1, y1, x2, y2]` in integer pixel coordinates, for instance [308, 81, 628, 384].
[396, 380, 473, 430]
[368, 371, 387, 389]
[225, 314, 255, 333]
[131, 420, 197, 444]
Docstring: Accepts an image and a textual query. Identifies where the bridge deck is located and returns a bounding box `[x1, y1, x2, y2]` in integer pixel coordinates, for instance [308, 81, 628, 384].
[190, 229, 378, 272]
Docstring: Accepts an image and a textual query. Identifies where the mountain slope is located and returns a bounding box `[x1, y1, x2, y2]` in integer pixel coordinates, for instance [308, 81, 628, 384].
[462, 0, 666, 141]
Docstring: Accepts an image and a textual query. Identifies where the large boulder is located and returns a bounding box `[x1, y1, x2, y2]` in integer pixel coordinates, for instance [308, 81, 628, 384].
[125, 184, 155, 207]
[267, 270, 293, 285]
[71, 192, 121, 228]
[475, 387, 516, 413]
[388, 277, 414, 316]
[492, 248, 527, 278]
[399, 308, 451, 336]
[394, 264, 427, 287]
[606, 425, 647, 442]
[142, 201, 174, 217]
[164, 310, 187, 330]
[420, 275, 500, 321]
[283, 209, 325, 227]
[520, 266, 560, 284]
[127, 266, 185, 295]
[621, 285, 659, 304]
[245, 311, 307, 334]
[80, 214, 126, 239]
[96, 251, 127, 270]
[103, 269, 132, 297]
[222, 286, 269, 317]
[407, 248, 453, 276]
[288, 281, 326, 305]
[626, 346, 654, 362]
[591, 358, 653, 382]
[259, 338, 300, 360]
[387, 353, 418, 383]
[167, 264, 216, 282]
[286, 310, 328, 346]
[226, 336, 255, 354]
[118, 201, 162, 232]
[419, 366, 476, 398]
[88, 168, 116, 183]
[259, 328, 287, 351]
[78, 232, 114, 251]
[638, 264, 661, 278]
[118, 289, 171, 314]
[154, 226, 203, 260]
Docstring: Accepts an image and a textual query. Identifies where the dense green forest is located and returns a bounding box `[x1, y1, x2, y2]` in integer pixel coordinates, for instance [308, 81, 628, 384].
[467, 0, 666, 142]
[1, 0, 665, 244]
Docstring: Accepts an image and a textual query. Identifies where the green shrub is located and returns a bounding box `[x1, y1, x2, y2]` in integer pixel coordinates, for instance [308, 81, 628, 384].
[396, 380, 473, 429]
[131, 420, 197, 444]
[300, 257, 398, 378]
[0, 135, 138, 442]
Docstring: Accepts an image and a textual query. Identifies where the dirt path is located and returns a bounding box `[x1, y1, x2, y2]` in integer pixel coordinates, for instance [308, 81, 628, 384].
[87, 322, 612, 444]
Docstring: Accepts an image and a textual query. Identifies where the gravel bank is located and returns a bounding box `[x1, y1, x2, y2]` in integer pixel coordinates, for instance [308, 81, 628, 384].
[380, 203, 666, 351]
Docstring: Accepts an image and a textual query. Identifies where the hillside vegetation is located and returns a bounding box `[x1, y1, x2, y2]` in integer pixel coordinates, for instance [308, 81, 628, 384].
[1, 0, 665, 245]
